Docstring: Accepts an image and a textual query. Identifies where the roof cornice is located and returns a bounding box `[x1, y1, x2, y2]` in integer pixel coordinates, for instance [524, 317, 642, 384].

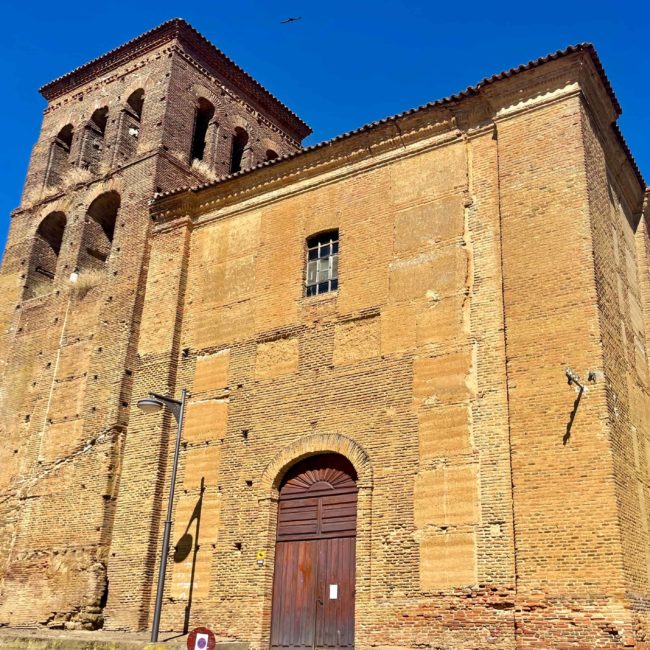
[153, 43, 644, 208]
[39, 18, 311, 141]
[152, 108, 461, 226]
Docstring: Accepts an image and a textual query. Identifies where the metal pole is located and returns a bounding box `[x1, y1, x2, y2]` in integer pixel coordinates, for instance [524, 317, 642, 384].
[151, 388, 187, 643]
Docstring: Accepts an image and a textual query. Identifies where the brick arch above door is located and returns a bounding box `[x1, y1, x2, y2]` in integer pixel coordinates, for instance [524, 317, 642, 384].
[260, 433, 373, 497]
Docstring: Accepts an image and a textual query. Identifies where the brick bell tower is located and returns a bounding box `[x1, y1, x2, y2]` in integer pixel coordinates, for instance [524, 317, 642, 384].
[0, 19, 310, 629]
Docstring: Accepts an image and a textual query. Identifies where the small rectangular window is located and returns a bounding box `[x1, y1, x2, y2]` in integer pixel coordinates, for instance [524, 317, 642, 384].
[305, 230, 339, 296]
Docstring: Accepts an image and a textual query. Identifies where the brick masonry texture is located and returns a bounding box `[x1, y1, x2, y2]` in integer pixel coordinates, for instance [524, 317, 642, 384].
[0, 19, 649, 650]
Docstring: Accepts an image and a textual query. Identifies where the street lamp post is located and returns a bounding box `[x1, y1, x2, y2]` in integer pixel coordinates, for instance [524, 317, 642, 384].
[137, 388, 188, 643]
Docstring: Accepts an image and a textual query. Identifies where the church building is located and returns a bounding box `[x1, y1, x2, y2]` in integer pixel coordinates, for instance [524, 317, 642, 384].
[0, 19, 648, 650]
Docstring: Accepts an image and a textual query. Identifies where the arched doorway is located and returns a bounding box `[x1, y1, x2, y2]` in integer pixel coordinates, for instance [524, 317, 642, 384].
[270, 454, 358, 650]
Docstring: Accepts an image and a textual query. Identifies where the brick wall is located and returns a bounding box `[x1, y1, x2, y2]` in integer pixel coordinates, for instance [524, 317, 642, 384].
[0, 25, 648, 650]
[582, 103, 650, 644]
[123, 128, 518, 647]
[0, 39, 175, 621]
[130, 53, 647, 649]
[0, 23, 304, 631]
[496, 90, 633, 646]
[161, 55, 298, 179]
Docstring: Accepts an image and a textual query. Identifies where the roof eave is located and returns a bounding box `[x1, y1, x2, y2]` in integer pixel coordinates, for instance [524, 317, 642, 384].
[38, 18, 311, 139]
[157, 42, 643, 204]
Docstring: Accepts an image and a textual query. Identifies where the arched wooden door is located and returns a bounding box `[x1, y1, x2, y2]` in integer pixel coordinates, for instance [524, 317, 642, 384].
[270, 454, 358, 650]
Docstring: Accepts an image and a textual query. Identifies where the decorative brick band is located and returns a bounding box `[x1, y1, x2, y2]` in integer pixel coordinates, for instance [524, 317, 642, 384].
[260, 432, 373, 494]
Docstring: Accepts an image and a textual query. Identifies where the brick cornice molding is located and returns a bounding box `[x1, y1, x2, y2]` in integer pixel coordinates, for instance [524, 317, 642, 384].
[40, 21, 182, 100]
[39, 19, 310, 142]
[151, 214, 194, 236]
[171, 40, 309, 143]
[170, 46, 302, 147]
[151, 110, 460, 224]
[151, 44, 644, 223]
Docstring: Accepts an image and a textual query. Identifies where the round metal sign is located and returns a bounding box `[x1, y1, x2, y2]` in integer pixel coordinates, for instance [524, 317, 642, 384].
[187, 627, 216, 650]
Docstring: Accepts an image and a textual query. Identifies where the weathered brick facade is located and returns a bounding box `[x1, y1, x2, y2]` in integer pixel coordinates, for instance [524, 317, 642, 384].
[0, 20, 648, 650]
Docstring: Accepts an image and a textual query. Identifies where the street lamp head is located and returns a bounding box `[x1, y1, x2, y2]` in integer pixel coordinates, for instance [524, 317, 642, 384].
[137, 397, 164, 414]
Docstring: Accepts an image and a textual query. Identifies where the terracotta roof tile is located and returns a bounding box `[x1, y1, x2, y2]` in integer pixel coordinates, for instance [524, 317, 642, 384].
[39, 18, 310, 139]
[156, 42, 644, 200]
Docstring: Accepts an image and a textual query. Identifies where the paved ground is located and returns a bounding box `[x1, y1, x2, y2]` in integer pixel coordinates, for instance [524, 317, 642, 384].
[0, 628, 191, 649]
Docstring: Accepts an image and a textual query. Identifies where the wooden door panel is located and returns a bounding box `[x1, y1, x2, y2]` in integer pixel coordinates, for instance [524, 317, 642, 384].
[270, 541, 318, 650]
[320, 494, 357, 537]
[277, 498, 320, 542]
[315, 537, 355, 649]
[271, 455, 358, 650]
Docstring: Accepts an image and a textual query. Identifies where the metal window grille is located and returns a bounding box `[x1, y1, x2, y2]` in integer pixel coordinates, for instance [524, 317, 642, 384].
[305, 231, 339, 296]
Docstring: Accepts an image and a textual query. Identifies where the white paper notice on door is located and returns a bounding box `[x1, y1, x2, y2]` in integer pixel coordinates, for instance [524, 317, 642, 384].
[329, 584, 338, 599]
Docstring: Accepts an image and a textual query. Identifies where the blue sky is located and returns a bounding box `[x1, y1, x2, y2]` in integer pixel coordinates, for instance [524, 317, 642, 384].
[1, 0, 647, 252]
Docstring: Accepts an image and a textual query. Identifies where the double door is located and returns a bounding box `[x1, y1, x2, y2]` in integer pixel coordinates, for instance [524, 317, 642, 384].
[270, 454, 358, 650]
[271, 536, 355, 650]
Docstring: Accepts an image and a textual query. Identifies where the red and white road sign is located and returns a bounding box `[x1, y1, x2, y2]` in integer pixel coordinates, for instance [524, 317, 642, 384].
[187, 627, 216, 650]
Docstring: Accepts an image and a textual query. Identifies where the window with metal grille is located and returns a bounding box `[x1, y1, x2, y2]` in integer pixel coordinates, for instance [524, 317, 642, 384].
[305, 230, 339, 296]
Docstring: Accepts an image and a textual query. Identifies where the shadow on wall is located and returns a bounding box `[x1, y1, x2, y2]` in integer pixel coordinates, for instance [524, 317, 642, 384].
[174, 477, 205, 634]
[563, 388, 584, 445]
